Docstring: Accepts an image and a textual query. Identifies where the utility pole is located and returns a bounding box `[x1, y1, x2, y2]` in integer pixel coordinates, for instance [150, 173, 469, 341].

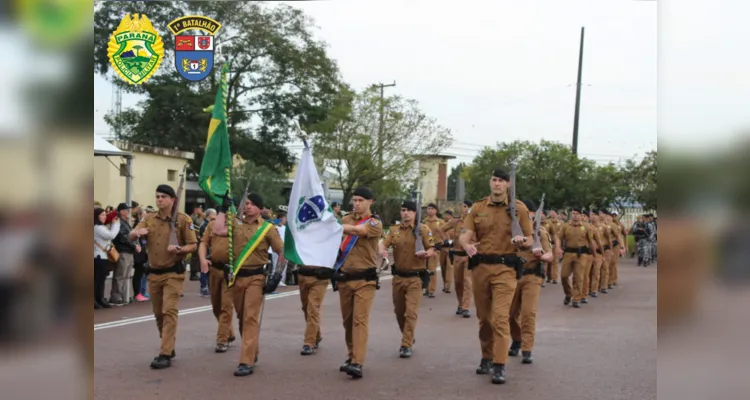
[375, 81, 396, 168]
[572, 26, 585, 155]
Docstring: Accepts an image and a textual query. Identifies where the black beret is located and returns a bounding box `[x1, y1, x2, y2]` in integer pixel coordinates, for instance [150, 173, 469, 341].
[427, 203, 438, 209]
[331, 202, 339, 207]
[156, 184, 176, 198]
[401, 200, 417, 212]
[444, 210, 453, 216]
[247, 193, 264, 209]
[572, 208, 582, 213]
[463, 200, 473, 207]
[353, 186, 374, 200]
[492, 168, 510, 181]
[522, 199, 536, 211]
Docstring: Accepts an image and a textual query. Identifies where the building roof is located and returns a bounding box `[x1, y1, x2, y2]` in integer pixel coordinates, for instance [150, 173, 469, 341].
[94, 135, 131, 157]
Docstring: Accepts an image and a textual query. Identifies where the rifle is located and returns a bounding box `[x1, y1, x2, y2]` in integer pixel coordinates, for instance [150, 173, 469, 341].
[168, 164, 188, 249]
[234, 179, 252, 223]
[508, 161, 526, 245]
[411, 190, 433, 289]
[532, 193, 546, 251]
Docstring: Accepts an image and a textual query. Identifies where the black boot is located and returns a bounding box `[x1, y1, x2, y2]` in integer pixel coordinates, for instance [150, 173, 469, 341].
[346, 363, 363, 379]
[149, 354, 171, 369]
[399, 346, 412, 358]
[462, 309, 471, 318]
[564, 296, 571, 305]
[456, 307, 463, 315]
[572, 301, 580, 308]
[508, 340, 521, 357]
[234, 364, 253, 376]
[475, 358, 492, 375]
[491, 363, 506, 384]
[339, 358, 352, 372]
[591, 292, 598, 298]
[215, 343, 228, 353]
[522, 351, 533, 364]
[300, 345, 314, 356]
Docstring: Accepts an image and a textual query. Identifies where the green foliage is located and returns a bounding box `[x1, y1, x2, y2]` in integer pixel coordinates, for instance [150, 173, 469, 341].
[230, 160, 289, 211]
[310, 85, 453, 206]
[462, 140, 654, 211]
[95, 1, 342, 174]
[446, 162, 466, 201]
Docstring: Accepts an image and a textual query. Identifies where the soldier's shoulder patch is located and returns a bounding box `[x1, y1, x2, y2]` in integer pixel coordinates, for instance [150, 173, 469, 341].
[370, 219, 380, 227]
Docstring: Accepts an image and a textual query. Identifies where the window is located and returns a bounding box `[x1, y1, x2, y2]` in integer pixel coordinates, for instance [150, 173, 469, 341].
[167, 169, 177, 181]
[119, 163, 128, 177]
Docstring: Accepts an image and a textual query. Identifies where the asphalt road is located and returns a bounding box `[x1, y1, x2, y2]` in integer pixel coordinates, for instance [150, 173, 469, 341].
[94, 258, 656, 400]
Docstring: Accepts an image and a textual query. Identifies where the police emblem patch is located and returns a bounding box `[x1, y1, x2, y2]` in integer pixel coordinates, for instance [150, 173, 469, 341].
[370, 219, 379, 227]
[107, 13, 164, 85]
[168, 15, 222, 81]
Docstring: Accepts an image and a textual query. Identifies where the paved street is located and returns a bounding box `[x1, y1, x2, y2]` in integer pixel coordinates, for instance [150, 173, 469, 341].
[94, 258, 656, 400]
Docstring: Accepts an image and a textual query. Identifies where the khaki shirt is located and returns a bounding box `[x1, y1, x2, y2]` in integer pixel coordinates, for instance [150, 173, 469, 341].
[424, 216, 446, 242]
[341, 212, 383, 272]
[232, 215, 284, 268]
[135, 211, 197, 269]
[608, 221, 623, 246]
[592, 223, 607, 252]
[463, 195, 533, 255]
[200, 220, 230, 264]
[382, 221, 434, 271]
[558, 221, 595, 250]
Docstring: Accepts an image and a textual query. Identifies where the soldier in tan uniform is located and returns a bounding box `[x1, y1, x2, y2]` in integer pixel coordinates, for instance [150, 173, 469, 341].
[423, 203, 449, 297]
[441, 200, 475, 317]
[129, 184, 198, 369]
[611, 211, 628, 286]
[545, 210, 563, 284]
[379, 200, 435, 358]
[554, 208, 596, 308]
[579, 212, 596, 304]
[605, 211, 626, 288]
[297, 263, 334, 355]
[198, 216, 236, 353]
[439, 210, 455, 293]
[596, 210, 614, 294]
[459, 168, 533, 384]
[334, 187, 383, 379]
[226, 193, 285, 377]
[508, 199, 553, 365]
[587, 212, 607, 298]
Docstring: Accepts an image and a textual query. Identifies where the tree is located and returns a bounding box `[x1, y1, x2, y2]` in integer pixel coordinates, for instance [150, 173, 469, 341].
[446, 162, 466, 201]
[95, 1, 342, 173]
[461, 140, 632, 210]
[310, 86, 453, 206]
[622, 150, 657, 210]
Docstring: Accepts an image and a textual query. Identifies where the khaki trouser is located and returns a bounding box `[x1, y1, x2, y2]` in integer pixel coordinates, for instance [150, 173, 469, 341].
[392, 276, 422, 347]
[610, 250, 620, 285]
[232, 274, 265, 365]
[580, 254, 593, 300]
[439, 248, 453, 291]
[561, 253, 586, 302]
[589, 253, 603, 294]
[546, 256, 559, 281]
[509, 273, 543, 352]
[426, 255, 438, 294]
[208, 267, 235, 344]
[111, 252, 134, 303]
[338, 280, 377, 365]
[299, 274, 328, 347]
[472, 264, 518, 365]
[453, 256, 472, 310]
[148, 272, 184, 356]
[599, 251, 611, 290]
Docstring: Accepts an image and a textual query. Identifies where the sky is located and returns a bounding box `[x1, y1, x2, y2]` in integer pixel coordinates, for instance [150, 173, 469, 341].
[92, 0, 750, 170]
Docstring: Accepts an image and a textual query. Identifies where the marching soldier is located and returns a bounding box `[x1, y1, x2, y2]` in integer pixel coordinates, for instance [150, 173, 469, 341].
[554, 208, 596, 308]
[588, 212, 607, 298]
[129, 184, 197, 369]
[605, 212, 626, 287]
[334, 187, 383, 379]
[225, 193, 285, 377]
[459, 168, 533, 384]
[596, 210, 614, 294]
[441, 200, 474, 318]
[545, 210, 563, 284]
[439, 210, 455, 293]
[423, 203, 449, 297]
[508, 199, 553, 364]
[379, 200, 435, 358]
[198, 211, 236, 353]
[579, 212, 596, 304]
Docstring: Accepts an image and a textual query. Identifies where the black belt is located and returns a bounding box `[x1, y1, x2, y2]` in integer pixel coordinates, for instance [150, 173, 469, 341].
[604, 245, 611, 251]
[522, 262, 545, 278]
[332, 267, 379, 283]
[298, 267, 334, 280]
[450, 250, 468, 257]
[146, 261, 186, 275]
[391, 266, 428, 278]
[564, 247, 591, 256]
[612, 240, 619, 246]
[235, 266, 265, 277]
[596, 249, 603, 255]
[210, 262, 228, 271]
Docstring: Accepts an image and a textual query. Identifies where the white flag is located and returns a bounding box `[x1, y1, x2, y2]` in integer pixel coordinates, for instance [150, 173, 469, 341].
[284, 146, 343, 268]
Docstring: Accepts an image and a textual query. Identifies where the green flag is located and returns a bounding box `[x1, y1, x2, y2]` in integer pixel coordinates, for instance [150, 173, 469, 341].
[199, 63, 232, 205]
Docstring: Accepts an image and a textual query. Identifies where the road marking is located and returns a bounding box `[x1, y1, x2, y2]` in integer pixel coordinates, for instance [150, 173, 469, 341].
[94, 275, 394, 331]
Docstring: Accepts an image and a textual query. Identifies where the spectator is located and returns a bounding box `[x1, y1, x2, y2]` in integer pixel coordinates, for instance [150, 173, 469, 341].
[110, 203, 139, 305]
[94, 208, 119, 309]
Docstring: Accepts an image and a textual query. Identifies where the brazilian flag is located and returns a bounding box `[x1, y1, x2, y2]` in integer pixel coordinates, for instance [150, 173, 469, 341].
[199, 63, 233, 206]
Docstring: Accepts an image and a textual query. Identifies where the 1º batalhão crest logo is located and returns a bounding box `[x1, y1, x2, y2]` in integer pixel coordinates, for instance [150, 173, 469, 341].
[168, 15, 222, 82]
[107, 13, 165, 85]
